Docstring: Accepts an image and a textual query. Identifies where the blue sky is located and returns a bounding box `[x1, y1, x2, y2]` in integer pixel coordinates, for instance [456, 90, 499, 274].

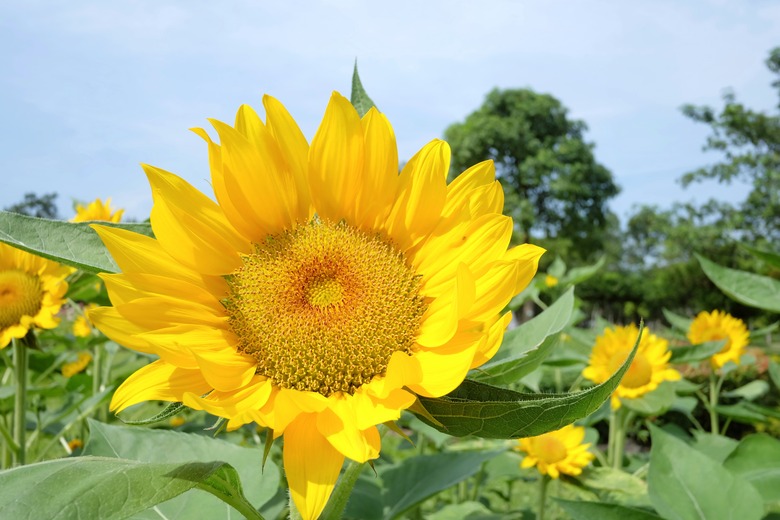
[1, 1, 778, 223]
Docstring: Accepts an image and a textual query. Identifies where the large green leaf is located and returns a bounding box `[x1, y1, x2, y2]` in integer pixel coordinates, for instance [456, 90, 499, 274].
[690, 431, 738, 464]
[647, 425, 763, 520]
[621, 382, 676, 416]
[742, 244, 780, 269]
[573, 467, 651, 508]
[381, 450, 502, 519]
[723, 434, 780, 506]
[473, 288, 574, 385]
[0, 211, 153, 274]
[350, 62, 376, 117]
[696, 254, 780, 313]
[669, 340, 725, 364]
[557, 499, 662, 520]
[85, 420, 279, 518]
[0, 457, 262, 520]
[413, 323, 641, 438]
[662, 308, 692, 332]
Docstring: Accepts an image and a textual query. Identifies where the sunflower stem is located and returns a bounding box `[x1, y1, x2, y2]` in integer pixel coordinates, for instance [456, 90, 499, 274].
[609, 406, 631, 470]
[708, 371, 720, 434]
[12, 334, 30, 466]
[92, 343, 106, 422]
[320, 460, 364, 520]
[537, 473, 550, 520]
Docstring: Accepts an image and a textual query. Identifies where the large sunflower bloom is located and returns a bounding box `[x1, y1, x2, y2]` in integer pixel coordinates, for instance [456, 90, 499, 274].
[517, 424, 594, 479]
[687, 310, 749, 369]
[583, 324, 680, 409]
[89, 92, 544, 519]
[0, 243, 73, 348]
[71, 198, 124, 223]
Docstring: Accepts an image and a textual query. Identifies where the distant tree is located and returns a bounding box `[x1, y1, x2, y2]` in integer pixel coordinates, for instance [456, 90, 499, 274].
[680, 47, 780, 245]
[4, 192, 59, 219]
[445, 88, 619, 261]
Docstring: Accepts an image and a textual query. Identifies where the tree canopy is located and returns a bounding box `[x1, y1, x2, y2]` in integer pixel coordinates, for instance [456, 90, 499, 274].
[445, 88, 619, 261]
[4, 192, 59, 219]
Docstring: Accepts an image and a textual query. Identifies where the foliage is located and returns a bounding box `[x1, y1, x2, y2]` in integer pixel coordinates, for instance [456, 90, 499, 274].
[444, 88, 619, 261]
[4, 192, 59, 219]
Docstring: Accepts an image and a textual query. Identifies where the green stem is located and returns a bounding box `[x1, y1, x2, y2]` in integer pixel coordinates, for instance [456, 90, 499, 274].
[610, 407, 632, 470]
[201, 477, 265, 520]
[709, 371, 720, 435]
[320, 461, 364, 520]
[12, 335, 29, 466]
[92, 343, 106, 422]
[537, 474, 550, 520]
[607, 407, 617, 467]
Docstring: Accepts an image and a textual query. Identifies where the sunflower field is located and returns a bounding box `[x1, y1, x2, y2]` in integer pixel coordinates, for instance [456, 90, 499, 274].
[0, 71, 778, 520]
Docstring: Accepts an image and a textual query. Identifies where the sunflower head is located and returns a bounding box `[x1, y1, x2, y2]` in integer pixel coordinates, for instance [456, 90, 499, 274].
[583, 323, 680, 409]
[71, 198, 124, 223]
[0, 243, 73, 348]
[90, 92, 544, 520]
[517, 424, 594, 479]
[687, 310, 749, 369]
[62, 351, 93, 378]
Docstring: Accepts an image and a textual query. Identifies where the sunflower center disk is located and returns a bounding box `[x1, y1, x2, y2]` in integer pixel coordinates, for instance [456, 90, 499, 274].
[535, 437, 568, 464]
[609, 350, 652, 389]
[224, 220, 427, 396]
[0, 270, 43, 329]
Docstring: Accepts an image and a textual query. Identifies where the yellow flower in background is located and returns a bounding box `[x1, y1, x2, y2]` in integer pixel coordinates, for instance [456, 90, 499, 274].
[89, 92, 544, 519]
[71, 198, 124, 223]
[517, 424, 594, 479]
[72, 303, 98, 337]
[687, 310, 750, 369]
[544, 274, 558, 288]
[583, 324, 680, 409]
[67, 438, 84, 452]
[0, 243, 73, 348]
[62, 351, 92, 377]
[170, 416, 186, 428]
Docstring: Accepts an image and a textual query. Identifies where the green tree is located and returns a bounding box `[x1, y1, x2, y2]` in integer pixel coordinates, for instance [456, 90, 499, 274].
[444, 88, 619, 261]
[4, 192, 59, 219]
[680, 47, 780, 245]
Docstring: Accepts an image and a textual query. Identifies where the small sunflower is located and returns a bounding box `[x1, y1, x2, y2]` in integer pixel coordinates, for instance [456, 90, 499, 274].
[583, 324, 680, 409]
[72, 303, 98, 338]
[62, 351, 93, 378]
[89, 92, 544, 519]
[517, 424, 594, 479]
[687, 310, 749, 369]
[71, 198, 124, 223]
[0, 243, 73, 348]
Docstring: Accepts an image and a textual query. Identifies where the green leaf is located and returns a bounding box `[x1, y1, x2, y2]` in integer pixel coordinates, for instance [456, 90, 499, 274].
[85, 420, 278, 518]
[557, 499, 662, 520]
[426, 501, 503, 520]
[473, 288, 575, 385]
[669, 340, 725, 364]
[414, 323, 642, 438]
[647, 425, 764, 520]
[572, 467, 651, 508]
[381, 450, 502, 519]
[723, 434, 780, 506]
[0, 211, 153, 274]
[563, 255, 606, 286]
[721, 380, 769, 401]
[0, 456, 261, 520]
[121, 402, 185, 425]
[742, 244, 780, 269]
[621, 382, 676, 416]
[769, 360, 780, 391]
[714, 403, 768, 424]
[350, 62, 376, 117]
[696, 254, 780, 312]
[690, 431, 738, 463]
[662, 308, 692, 332]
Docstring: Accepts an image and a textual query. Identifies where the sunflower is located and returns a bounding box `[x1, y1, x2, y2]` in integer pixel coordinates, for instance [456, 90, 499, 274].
[89, 92, 543, 519]
[517, 424, 594, 479]
[583, 324, 680, 409]
[71, 198, 124, 223]
[72, 303, 98, 338]
[62, 351, 92, 378]
[687, 310, 749, 369]
[0, 243, 73, 348]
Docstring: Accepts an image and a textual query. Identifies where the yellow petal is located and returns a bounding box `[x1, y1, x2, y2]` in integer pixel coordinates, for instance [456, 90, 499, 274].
[317, 399, 381, 462]
[145, 165, 249, 275]
[352, 387, 416, 430]
[190, 347, 258, 392]
[114, 296, 226, 330]
[363, 351, 423, 400]
[110, 360, 210, 412]
[263, 95, 312, 221]
[443, 160, 495, 215]
[100, 272, 224, 309]
[356, 108, 399, 228]
[416, 280, 458, 348]
[182, 377, 273, 417]
[284, 414, 345, 520]
[408, 339, 479, 397]
[387, 140, 449, 246]
[309, 92, 364, 223]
